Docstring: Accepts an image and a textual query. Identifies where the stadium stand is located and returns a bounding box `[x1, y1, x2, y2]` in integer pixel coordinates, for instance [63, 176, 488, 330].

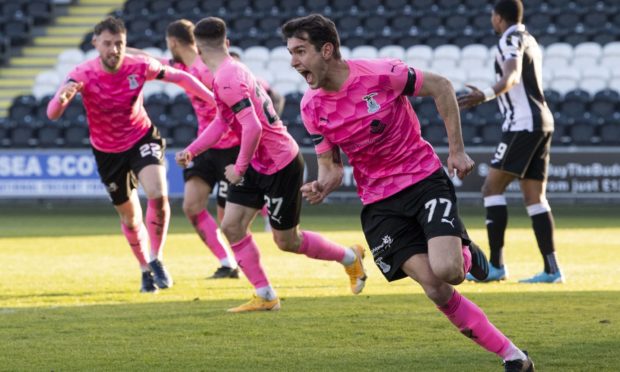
[2, 0, 620, 148]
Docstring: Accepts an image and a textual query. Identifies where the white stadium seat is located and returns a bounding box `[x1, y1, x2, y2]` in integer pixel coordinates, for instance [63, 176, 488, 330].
[461, 44, 489, 60]
[602, 41, 620, 57]
[164, 82, 185, 98]
[406, 45, 433, 66]
[35, 70, 61, 86]
[579, 78, 607, 95]
[378, 45, 405, 60]
[243, 46, 270, 63]
[142, 81, 164, 98]
[269, 46, 290, 62]
[600, 56, 620, 70]
[33, 84, 58, 100]
[85, 48, 99, 60]
[574, 42, 602, 59]
[433, 44, 460, 61]
[442, 69, 466, 91]
[351, 45, 378, 59]
[544, 42, 573, 60]
[466, 68, 495, 88]
[142, 47, 163, 59]
[272, 81, 300, 95]
[550, 66, 581, 95]
[57, 48, 84, 65]
[430, 58, 457, 72]
[340, 46, 351, 59]
[229, 46, 243, 59]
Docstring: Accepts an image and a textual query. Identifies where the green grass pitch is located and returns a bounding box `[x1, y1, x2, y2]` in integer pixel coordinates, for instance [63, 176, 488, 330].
[0, 203, 618, 371]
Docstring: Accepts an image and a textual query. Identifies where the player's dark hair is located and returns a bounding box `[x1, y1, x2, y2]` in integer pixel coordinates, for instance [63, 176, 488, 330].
[193, 17, 227, 47]
[94, 16, 126, 36]
[167, 19, 195, 45]
[494, 0, 523, 24]
[281, 14, 341, 60]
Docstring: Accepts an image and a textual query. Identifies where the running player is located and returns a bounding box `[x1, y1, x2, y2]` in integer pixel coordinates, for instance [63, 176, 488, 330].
[47, 17, 215, 292]
[175, 17, 367, 313]
[282, 13, 534, 372]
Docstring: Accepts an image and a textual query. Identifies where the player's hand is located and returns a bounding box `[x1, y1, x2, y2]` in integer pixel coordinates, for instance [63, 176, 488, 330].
[457, 84, 485, 110]
[225, 164, 243, 185]
[300, 180, 326, 205]
[175, 150, 193, 168]
[447, 151, 475, 180]
[58, 81, 84, 105]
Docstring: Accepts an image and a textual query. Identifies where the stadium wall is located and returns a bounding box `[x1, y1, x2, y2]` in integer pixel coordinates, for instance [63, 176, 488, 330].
[0, 148, 619, 201]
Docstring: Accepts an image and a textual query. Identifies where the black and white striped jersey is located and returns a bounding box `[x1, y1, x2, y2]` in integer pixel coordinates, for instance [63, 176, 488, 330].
[494, 24, 554, 132]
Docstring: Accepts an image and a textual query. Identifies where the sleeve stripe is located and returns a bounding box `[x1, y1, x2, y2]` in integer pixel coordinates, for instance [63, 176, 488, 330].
[231, 97, 252, 113]
[310, 134, 324, 145]
[402, 67, 417, 96]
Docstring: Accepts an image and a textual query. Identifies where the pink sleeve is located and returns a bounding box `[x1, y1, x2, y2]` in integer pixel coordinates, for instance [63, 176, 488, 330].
[47, 66, 83, 120]
[46, 89, 68, 120]
[162, 66, 215, 105]
[185, 116, 228, 157]
[300, 103, 335, 155]
[387, 59, 424, 97]
[233, 108, 262, 175]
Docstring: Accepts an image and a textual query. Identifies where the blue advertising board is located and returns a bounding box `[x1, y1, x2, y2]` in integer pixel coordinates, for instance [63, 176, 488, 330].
[0, 150, 184, 198]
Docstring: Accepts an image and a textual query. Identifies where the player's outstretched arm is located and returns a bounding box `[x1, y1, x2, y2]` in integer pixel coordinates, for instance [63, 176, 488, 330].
[161, 66, 215, 105]
[418, 71, 474, 179]
[301, 147, 344, 205]
[458, 58, 520, 109]
[47, 81, 83, 120]
[184, 116, 228, 160]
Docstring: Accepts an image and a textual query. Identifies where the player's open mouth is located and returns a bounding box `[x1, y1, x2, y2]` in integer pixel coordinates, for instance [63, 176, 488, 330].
[300, 70, 313, 84]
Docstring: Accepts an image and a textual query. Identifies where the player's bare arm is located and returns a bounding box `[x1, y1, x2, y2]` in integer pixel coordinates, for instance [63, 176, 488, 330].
[418, 71, 474, 179]
[301, 147, 344, 205]
[458, 58, 520, 109]
[224, 164, 243, 185]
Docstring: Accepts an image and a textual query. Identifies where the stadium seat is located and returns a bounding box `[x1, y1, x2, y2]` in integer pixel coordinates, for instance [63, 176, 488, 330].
[172, 123, 198, 147]
[423, 124, 448, 146]
[63, 123, 90, 148]
[351, 45, 378, 59]
[599, 122, 620, 145]
[569, 122, 598, 145]
[466, 68, 495, 89]
[479, 122, 502, 145]
[10, 126, 37, 147]
[269, 46, 289, 63]
[9, 95, 38, 123]
[390, 14, 415, 34]
[145, 93, 170, 120]
[405, 45, 433, 69]
[378, 45, 405, 60]
[37, 125, 63, 148]
[35, 70, 62, 88]
[550, 67, 581, 95]
[561, 89, 591, 120]
[590, 89, 619, 120]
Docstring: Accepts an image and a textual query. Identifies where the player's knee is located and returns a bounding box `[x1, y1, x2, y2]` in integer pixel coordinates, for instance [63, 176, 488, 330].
[433, 262, 464, 285]
[221, 221, 244, 242]
[182, 200, 201, 218]
[273, 235, 298, 252]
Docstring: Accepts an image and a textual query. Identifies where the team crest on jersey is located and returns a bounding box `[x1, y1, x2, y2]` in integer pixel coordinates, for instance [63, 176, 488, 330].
[362, 93, 380, 113]
[128, 74, 139, 90]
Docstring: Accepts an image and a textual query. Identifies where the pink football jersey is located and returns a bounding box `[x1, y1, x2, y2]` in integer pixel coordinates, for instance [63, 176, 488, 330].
[301, 59, 443, 204]
[212, 57, 298, 175]
[66, 54, 165, 152]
